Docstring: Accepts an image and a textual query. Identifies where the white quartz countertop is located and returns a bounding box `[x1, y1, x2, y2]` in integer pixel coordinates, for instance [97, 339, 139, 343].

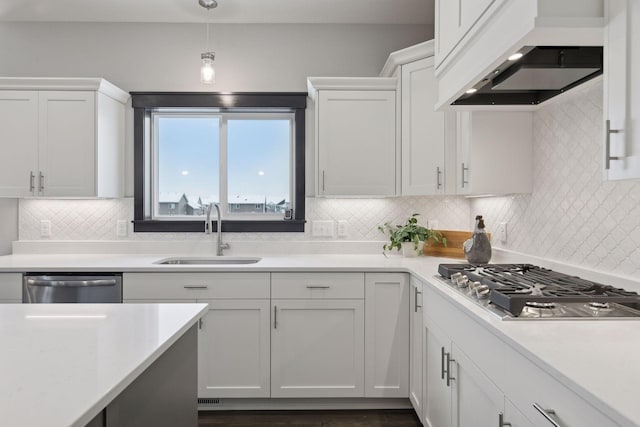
[1, 252, 639, 425]
[0, 303, 208, 427]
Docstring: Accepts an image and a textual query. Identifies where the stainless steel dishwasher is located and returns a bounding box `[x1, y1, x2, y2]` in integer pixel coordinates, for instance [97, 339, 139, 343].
[23, 273, 123, 303]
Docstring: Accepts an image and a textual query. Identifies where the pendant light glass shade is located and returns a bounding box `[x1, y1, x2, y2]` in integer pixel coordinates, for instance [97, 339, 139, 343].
[200, 52, 216, 84]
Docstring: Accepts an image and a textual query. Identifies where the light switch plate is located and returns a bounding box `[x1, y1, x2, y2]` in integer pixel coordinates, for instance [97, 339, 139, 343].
[40, 220, 51, 238]
[311, 220, 335, 237]
[117, 220, 128, 237]
[337, 220, 348, 237]
[498, 222, 508, 243]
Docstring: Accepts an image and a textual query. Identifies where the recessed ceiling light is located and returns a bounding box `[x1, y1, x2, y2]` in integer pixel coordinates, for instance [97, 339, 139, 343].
[258, 171, 265, 176]
[508, 52, 523, 61]
[181, 170, 189, 176]
[465, 88, 478, 94]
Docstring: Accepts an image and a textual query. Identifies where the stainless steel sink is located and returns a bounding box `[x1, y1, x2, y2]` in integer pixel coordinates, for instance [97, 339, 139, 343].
[154, 257, 261, 265]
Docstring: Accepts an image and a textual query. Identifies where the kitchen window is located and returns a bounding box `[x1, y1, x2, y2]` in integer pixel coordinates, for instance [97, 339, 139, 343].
[131, 93, 306, 232]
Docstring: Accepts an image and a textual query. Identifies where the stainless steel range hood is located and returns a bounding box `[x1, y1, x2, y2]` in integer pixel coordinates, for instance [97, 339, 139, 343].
[452, 46, 603, 106]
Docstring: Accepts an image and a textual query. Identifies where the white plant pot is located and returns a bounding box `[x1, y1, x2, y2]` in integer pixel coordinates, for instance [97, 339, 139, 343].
[401, 241, 423, 257]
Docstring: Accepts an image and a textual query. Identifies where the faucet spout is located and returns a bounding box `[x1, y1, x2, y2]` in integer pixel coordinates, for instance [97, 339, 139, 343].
[212, 203, 230, 256]
[205, 204, 213, 234]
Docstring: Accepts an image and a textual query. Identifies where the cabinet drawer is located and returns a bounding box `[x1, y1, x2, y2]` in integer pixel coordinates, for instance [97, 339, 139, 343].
[123, 273, 270, 300]
[271, 273, 364, 299]
[0, 273, 23, 301]
[504, 348, 621, 427]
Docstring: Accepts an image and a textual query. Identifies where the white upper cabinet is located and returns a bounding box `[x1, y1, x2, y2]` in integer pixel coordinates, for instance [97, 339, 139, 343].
[455, 111, 533, 195]
[380, 41, 455, 196]
[434, 0, 604, 109]
[0, 78, 128, 198]
[0, 91, 39, 197]
[604, 0, 640, 180]
[308, 77, 397, 197]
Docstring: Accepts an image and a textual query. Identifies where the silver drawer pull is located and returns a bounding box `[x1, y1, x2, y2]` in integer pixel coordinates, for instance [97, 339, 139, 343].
[533, 403, 562, 427]
[184, 285, 208, 289]
[306, 285, 330, 289]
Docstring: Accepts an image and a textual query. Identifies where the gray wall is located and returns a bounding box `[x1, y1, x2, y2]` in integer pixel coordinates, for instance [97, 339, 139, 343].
[0, 22, 432, 199]
[0, 22, 431, 92]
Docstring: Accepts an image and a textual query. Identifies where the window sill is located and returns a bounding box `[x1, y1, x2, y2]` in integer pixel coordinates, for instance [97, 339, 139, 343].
[132, 219, 305, 233]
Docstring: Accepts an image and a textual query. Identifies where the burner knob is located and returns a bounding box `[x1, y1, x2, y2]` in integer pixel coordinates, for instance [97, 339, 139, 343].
[475, 285, 490, 299]
[469, 281, 482, 290]
[456, 275, 469, 288]
[450, 272, 463, 285]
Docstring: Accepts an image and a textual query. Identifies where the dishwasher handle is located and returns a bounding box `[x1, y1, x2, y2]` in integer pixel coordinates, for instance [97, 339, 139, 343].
[26, 278, 119, 287]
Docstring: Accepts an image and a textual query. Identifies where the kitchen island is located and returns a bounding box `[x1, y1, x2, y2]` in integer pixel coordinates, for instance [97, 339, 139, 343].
[0, 302, 208, 427]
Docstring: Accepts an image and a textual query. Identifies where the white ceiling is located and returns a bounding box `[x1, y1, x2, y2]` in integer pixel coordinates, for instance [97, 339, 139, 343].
[0, 0, 434, 25]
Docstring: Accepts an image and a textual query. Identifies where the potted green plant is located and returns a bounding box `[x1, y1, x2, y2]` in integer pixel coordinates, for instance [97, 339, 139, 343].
[378, 213, 446, 257]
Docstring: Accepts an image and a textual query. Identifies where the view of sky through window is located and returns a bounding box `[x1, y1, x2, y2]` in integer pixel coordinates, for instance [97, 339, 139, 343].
[156, 114, 291, 217]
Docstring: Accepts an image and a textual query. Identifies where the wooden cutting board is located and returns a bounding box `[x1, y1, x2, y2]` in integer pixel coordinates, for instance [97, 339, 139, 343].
[423, 230, 491, 259]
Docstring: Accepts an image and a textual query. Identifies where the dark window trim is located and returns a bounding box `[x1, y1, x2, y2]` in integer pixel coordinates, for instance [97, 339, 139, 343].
[132, 92, 307, 233]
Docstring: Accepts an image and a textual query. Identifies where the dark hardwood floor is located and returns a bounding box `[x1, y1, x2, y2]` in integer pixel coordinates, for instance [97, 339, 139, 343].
[198, 409, 421, 427]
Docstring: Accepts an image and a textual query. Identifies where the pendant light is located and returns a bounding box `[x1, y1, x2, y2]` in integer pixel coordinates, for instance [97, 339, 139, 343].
[199, 0, 218, 84]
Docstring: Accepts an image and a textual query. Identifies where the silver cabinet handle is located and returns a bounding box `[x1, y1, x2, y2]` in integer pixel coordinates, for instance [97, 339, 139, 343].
[533, 403, 562, 427]
[414, 286, 422, 312]
[183, 285, 208, 289]
[274, 305, 278, 329]
[498, 412, 512, 427]
[29, 171, 35, 193]
[39, 172, 44, 193]
[605, 119, 622, 170]
[441, 346, 446, 380]
[322, 170, 326, 192]
[461, 162, 469, 188]
[445, 351, 455, 387]
[436, 166, 442, 189]
[306, 285, 330, 289]
[199, 318, 203, 329]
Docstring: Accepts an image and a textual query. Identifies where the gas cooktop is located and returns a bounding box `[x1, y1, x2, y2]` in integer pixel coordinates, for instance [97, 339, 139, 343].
[437, 264, 640, 319]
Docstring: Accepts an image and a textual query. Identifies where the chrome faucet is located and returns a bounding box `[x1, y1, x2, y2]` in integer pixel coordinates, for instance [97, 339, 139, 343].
[205, 203, 230, 256]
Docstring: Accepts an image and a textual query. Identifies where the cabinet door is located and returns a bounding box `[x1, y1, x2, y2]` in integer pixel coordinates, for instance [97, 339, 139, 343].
[604, 0, 640, 180]
[424, 318, 452, 427]
[271, 299, 365, 397]
[0, 91, 39, 197]
[317, 90, 396, 196]
[364, 273, 409, 397]
[455, 111, 533, 195]
[504, 398, 533, 427]
[401, 57, 446, 195]
[38, 91, 96, 196]
[451, 342, 504, 427]
[435, 0, 462, 67]
[198, 299, 271, 398]
[409, 277, 424, 418]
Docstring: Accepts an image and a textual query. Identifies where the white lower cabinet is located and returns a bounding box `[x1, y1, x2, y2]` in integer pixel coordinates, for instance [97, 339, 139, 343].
[270, 299, 365, 397]
[423, 312, 531, 427]
[198, 299, 271, 398]
[409, 277, 424, 417]
[0, 273, 22, 303]
[123, 273, 271, 399]
[364, 273, 409, 397]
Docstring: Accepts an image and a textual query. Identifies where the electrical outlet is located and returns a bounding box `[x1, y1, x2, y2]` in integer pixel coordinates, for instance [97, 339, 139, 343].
[40, 220, 51, 238]
[311, 220, 335, 237]
[337, 220, 348, 237]
[117, 220, 128, 237]
[498, 222, 508, 243]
